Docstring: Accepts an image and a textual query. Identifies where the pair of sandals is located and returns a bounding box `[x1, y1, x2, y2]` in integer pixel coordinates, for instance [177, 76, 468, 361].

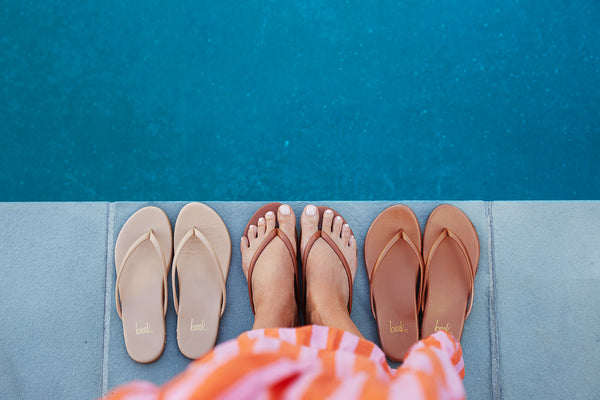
[243, 203, 355, 317]
[365, 204, 479, 362]
[115, 203, 231, 363]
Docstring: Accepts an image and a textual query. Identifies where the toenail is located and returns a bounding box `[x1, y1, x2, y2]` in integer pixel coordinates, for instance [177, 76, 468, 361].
[306, 205, 317, 215]
[344, 223, 349, 229]
[266, 211, 274, 217]
[335, 216, 342, 221]
[280, 205, 291, 215]
[325, 209, 333, 215]
[258, 218, 265, 224]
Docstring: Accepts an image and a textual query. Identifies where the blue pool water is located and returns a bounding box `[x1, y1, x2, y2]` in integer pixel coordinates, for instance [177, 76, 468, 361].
[1, 1, 599, 201]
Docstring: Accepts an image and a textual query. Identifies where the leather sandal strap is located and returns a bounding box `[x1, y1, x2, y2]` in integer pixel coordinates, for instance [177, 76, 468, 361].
[247, 228, 298, 314]
[172, 227, 227, 317]
[115, 230, 168, 319]
[421, 228, 475, 318]
[368, 230, 423, 318]
[302, 230, 354, 313]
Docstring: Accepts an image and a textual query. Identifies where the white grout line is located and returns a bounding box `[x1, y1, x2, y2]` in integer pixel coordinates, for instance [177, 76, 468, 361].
[486, 202, 502, 400]
[102, 202, 115, 396]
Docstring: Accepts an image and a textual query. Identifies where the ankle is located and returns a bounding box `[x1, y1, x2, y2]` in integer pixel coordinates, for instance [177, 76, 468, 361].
[253, 293, 298, 329]
[306, 300, 362, 337]
[306, 299, 348, 326]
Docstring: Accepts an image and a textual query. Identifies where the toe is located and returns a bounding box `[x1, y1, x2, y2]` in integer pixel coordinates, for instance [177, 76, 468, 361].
[277, 204, 296, 249]
[347, 235, 358, 277]
[301, 205, 319, 252]
[241, 236, 250, 249]
[341, 223, 351, 243]
[322, 209, 335, 234]
[240, 237, 250, 276]
[332, 215, 343, 238]
[249, 225, 257, 240]
[257, 217, 266, 237]
[265, 211, 276, 231]
[348, 235, 356, 248]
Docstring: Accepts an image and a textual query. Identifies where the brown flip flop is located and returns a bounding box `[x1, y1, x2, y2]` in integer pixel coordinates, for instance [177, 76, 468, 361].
[242, 203, 299, 314]
[301, 206, 355, 314]
[172, 202, 231, 359]
[114, 206, 172, 363]
[364, 205, 423, 362]
[421, 204, 480, 341]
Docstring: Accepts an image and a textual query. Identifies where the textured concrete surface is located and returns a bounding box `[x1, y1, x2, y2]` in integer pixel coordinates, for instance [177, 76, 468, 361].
[0, 203, 107, 400]
[1, 201, 598, 399]
[492, 202, 600, 400]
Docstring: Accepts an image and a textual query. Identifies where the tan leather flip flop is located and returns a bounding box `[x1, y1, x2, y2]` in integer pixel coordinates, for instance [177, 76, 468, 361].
[364, 205, 423, 362]
[421, 204, 480, 341]
[301, 206, 354, 314]
[243, 203, 299, 314]
[115, 206, 172, 363]
[172, 202, 231, 359]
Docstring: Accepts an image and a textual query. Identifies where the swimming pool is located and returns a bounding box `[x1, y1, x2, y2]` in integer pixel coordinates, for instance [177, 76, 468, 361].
[2, 1, 599, 201]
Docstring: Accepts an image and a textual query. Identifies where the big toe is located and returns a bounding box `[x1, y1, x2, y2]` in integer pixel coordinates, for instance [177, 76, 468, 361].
[277, 204, 296, 248]
[301, 205, 319, 252]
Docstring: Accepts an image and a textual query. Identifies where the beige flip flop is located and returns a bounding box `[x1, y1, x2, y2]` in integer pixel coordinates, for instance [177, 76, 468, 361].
[301, 206, 354, 314]
[172, 202, 231, 359]
[242, 203, 299, 314]
[364, 205, 423, 362]
[421, 204, 480, 341]
[115, 206, 172, 363]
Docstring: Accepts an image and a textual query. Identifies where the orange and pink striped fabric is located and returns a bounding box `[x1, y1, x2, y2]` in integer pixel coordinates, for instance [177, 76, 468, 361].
[105, 325, 465, 400]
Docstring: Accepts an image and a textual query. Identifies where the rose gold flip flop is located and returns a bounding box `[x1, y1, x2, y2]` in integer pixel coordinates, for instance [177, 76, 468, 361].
[115, 206, 172, 363]
[421, 204, 480, 341]
[301, 206, 355, 314]
[242, 203, 299, 313]
[364, 205, 423, 362]
[172, 202, 231, 359]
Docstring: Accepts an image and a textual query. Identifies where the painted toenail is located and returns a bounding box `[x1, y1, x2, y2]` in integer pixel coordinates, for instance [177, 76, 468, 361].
[325, 209, 333, 215]
[306, 205, 317, 215]
[335, 216, 342, 221]
[280, 205, 291, 215]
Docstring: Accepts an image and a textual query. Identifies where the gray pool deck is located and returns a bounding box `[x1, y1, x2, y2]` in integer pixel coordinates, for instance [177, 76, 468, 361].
[0, 201, 598, 399]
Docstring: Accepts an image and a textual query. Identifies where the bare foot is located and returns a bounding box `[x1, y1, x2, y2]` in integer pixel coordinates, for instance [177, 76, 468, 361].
[301, 205, 362, 337]
[241, 204, 298, 329]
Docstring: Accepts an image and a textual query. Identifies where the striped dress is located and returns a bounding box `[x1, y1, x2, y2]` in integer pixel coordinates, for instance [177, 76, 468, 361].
[106, 325, 465, 400]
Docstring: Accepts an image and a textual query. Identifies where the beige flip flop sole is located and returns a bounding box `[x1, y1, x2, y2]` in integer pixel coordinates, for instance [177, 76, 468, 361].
[172, 202, 231, 359]
[115, 206, 172, 363]
[421, 204, 480, 341]
[364, 205, 422, 362]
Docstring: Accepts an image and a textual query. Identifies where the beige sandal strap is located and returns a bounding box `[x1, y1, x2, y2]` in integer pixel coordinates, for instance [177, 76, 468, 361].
[247, 228, 297, 314]
[302, 230, 354, 313]
[172, 227, 227, 317]
[115, 230, 168, 319]
[422, 228, 475, 317]
[368, 230, 423, 318]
